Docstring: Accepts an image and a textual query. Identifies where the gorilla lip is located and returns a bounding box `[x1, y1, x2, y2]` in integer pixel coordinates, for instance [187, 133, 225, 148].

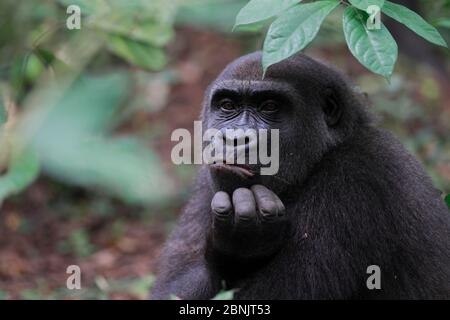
[209, 163, 255, 178]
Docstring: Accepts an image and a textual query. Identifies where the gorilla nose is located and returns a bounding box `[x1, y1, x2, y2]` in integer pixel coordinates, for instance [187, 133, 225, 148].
[215, 129, 258, 165]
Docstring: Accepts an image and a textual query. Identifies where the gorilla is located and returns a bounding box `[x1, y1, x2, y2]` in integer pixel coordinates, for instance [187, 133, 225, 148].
[151, 51, 450, 299]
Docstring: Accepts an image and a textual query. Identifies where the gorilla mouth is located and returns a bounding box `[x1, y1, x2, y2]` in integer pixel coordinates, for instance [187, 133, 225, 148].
[209, 163, 255, 178]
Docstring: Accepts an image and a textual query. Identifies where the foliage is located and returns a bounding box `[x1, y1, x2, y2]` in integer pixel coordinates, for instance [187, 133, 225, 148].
[0, 148, 39, 206]
[0, 0, 178, 207]
[14, 275, 155, 300]
[177, 0, 249, 31]
[18, 74, 173, 205]
[235, 0, 448, 79]
[235, 0, 299, 27]
[0, 98, 6, 125]
[343, 6, 397, 79]
[170, 289, 234, 300]
[382, 1, 447, 47]
[212, 289, 235, 300]
[58, 228, 96, 258]
[262, 1, 340, 76]
[57, 0, 177, 69]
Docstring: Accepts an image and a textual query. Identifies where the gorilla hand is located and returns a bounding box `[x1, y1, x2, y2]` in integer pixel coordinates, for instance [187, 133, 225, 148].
[209, 185, 288, 263]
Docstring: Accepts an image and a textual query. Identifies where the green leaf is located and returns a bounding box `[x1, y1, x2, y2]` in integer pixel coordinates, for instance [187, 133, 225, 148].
[234, 0, 300, 28]
[177, 0, 248, 32]
[20, 74, 173, 206]
[445, 194, 450, 209]
[212, 289, 235, 300]
[382, 1, 448, 48]
[24, 54, 45, 82]
[176, 0, 241, 31]
[234, 21, 267, 32]
[56, 0, 106, 15]
[435, 18, 450, 29]
[67, 228, 96, 257]
[34, 48, 56, 65]
[0, 97, 6, 126]
[0, 149, 40, 204]
[127, 275, 154, 298]
[58, 0, 175, 47]
[0, 290, 9, 299]
[107, 35, 167, 71]
[263, 0, 339, 73]
[43, 137, 174, 206]
[348, 0, 385, 11]
[92, 15, 173, 47]
[343, 7, 398, 79]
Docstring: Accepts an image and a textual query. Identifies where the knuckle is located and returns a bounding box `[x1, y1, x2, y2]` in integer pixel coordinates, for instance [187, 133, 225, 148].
[213, 209, 232, 220]
[236, 208, 255, 222]
[260, 211, 277, 222]
[251, 184, 269, 192]
[259, 200, 278, 214]
[213, 204, 231, 214]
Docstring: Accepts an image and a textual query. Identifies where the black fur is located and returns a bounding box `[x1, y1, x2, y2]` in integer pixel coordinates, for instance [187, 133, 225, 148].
[151, 52, 450, 299]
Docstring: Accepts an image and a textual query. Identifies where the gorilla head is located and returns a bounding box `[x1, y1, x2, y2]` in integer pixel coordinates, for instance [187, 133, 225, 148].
[202, 52, 372, 196]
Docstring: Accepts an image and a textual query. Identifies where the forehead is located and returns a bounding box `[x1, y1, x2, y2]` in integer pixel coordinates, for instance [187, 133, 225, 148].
[218, 52, 264, 80]
[216, 51, 338, 88]
[211, 52, 317, 95]
[209, 79, 295, 97]
[207, 80, 300, 107]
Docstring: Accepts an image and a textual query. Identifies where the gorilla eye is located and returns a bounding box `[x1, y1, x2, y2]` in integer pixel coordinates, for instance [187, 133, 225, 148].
[219, 99, 236, 112]
[260, 101, 279, 114]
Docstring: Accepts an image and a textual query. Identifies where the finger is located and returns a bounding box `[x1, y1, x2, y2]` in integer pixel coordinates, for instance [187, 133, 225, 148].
[273, 194, 286, 217]
[251, 185, 279, 222]
[211, 191, 233, 225]
[232, 188, 257, 226]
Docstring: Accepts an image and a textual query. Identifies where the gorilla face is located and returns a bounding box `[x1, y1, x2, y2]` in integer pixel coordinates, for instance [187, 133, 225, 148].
[205, 79, 295, 194]
[201, 52, 349, 196]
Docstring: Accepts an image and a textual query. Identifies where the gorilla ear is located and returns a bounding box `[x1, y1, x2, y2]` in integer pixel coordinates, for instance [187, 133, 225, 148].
[323, 89, 342, 127]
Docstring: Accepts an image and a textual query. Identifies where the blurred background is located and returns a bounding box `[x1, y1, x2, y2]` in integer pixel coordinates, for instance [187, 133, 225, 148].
[0, 0, 449, 299]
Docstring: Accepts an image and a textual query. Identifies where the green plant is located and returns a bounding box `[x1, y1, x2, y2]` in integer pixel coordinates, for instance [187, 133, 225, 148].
[234, 0, 448, 79]
[0, 1, 178, 207]
[169, 289, 234, 300]
[59, 228, 96, 257]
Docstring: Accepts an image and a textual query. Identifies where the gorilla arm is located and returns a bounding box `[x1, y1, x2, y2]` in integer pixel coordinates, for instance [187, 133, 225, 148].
[151, 167, 221, 300]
